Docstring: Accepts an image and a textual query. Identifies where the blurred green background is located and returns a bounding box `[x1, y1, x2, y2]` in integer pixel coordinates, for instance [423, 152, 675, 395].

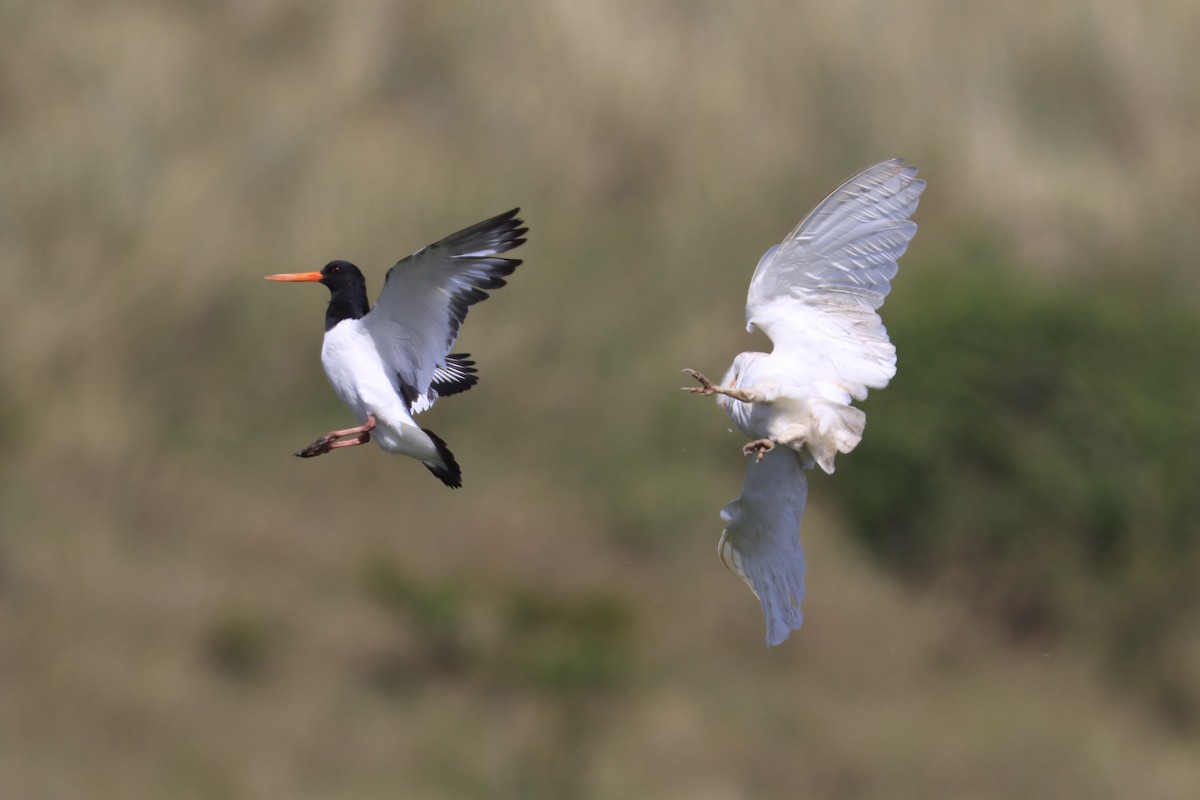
[3, 1, 1199, 798]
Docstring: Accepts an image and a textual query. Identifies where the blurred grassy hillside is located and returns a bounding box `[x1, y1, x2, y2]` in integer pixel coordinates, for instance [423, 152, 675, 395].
[3, 1, 1200, 798]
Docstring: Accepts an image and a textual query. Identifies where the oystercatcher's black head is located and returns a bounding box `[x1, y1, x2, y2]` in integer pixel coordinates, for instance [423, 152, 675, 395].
[265, 260, 370, 331]
[314, 260, 364, 290]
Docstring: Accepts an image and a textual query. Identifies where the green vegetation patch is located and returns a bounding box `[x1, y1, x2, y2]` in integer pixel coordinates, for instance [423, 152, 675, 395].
[836, 268, 1200, 728]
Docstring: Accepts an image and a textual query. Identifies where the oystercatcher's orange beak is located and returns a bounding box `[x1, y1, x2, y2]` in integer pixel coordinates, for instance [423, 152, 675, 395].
[264, 271, 323, 282]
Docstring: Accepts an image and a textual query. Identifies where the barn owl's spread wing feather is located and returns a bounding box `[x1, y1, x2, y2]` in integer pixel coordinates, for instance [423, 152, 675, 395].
[746, 160, 924, 401]
[719, 446, 809, 647]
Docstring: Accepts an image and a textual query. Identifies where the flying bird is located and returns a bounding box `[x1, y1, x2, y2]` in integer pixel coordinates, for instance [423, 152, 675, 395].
[266, 208, 527, 488]
[683, 160, 924, 645]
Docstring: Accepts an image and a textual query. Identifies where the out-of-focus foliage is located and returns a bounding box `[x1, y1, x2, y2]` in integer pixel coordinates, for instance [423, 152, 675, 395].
[837, 261, 1200, 727]
[359, 555, 634, 695]
[359, 556, 635, 799]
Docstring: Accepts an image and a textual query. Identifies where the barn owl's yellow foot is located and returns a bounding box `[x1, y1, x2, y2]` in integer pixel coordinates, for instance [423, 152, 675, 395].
[681, 369, 718, 395]
[743, 438, 775, 462]
[681, 369, 756, 402]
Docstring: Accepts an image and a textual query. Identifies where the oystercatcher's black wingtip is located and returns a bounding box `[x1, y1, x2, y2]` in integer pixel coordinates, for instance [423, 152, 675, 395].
[421, 427, 463, 488]
[424, 463, 463, 489]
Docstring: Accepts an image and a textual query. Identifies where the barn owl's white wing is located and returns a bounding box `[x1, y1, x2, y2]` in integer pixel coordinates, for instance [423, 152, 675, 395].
[746, 159, 924, 401]
[718, 446, 809, 646]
